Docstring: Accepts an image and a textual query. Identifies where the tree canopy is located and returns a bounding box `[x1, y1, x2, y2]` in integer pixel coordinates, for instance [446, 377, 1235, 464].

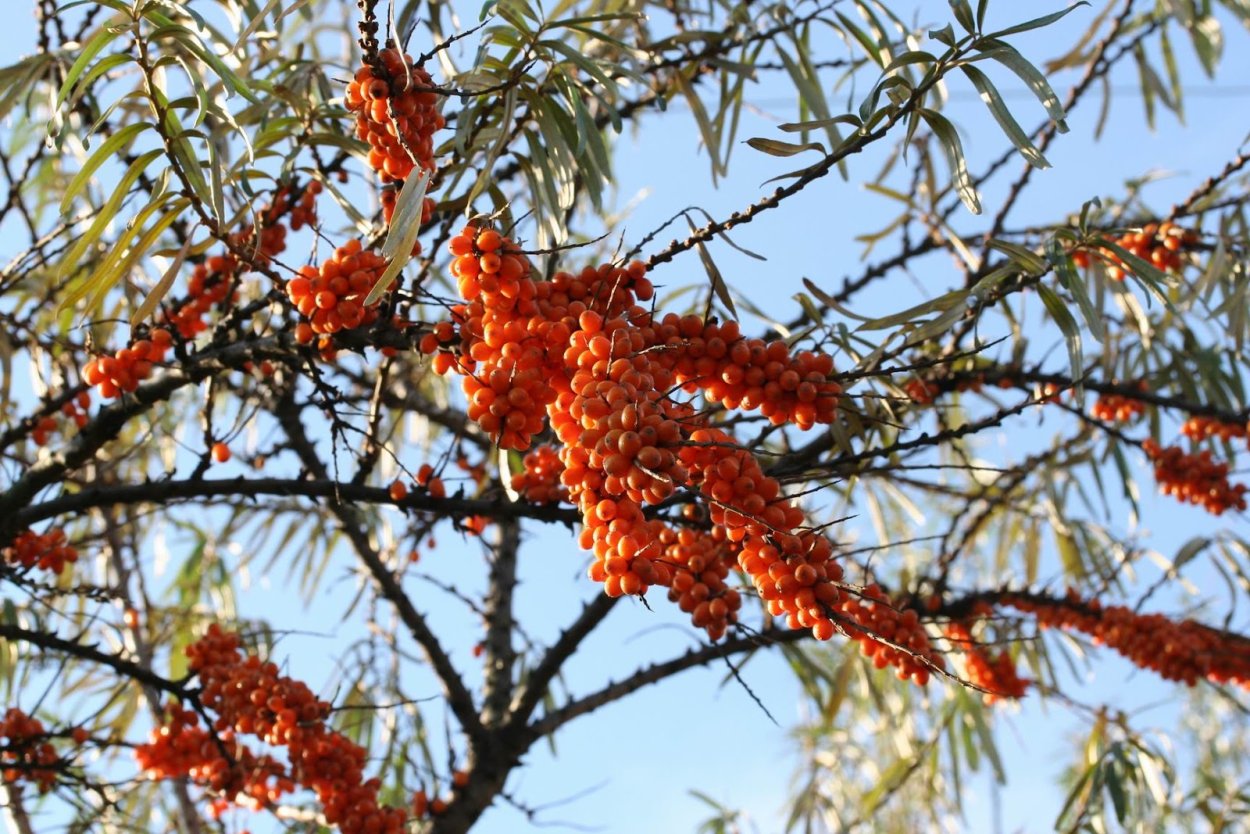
[2, 0, 1250, 832]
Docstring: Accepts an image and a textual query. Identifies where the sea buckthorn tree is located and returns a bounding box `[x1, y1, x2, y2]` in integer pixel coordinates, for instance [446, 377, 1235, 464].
[2, 0, 1250, 832]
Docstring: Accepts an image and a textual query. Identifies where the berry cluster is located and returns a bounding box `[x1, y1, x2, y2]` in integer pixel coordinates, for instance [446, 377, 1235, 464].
[945, 622, 1029, 704]
[139, 626, 410, 833]
[1002, 590, 1250, 689]
[1, 708, 59, 793]
[3, 528, 78, 575]
[83, 328, 174, 400]
[29, 391, 91, 447]
[511, 445, 569, 504]
[839, 584, 943, 684]
[167, 256, 241, 339]
[1091, 389, 1147, 423]
[905, 378, 940, 405]
[345, 48, 444, 184]
[654, 314, 840, 429]
[1181, 414, 1249, 443]
[1072, 221, 1199, 281]
[655, 514, 743, 639]
[1142, 438, 1247, 515]
[430, 226, 553, 450]
[414, 463, 448, 499]
[423, 227, 946, 674]
[286, 240, 391, 338]
[135, 705, 293, 816]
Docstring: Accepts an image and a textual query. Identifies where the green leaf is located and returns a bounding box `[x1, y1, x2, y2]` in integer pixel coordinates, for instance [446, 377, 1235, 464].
[1189, 15, 1223, 77]
[835, 11, 886, 68]
[778, 114, 862, 133]
[976, 40, 1068, 132]
[59, 122, 153, 215]
[59, 149, 163, 279]
[131, 235, 192, 327]
[986, 3, 1089, 40]
[919, 108, 981, 214]
[1047, 238, 1105, 342]
[1037, 283, 1084, 395]
[960, 65, 1049, 168]
[686, 216, 737, 319]
[949, 0, 976, 34]
[672, 69, 725, 180]
[55, 25, 122, 109]
[745, 137, 824, 157]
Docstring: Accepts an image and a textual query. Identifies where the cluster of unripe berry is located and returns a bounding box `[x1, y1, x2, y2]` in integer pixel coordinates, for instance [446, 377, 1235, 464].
[510, 445, 569, 504]
[82, 328, 173, 399]
[1001, 590, 1250, 689]
[1142, 437, 1247, 515]
[1181, 414, 1249, 443]
[29, 391, 91, 446]
[286, 240, 391, 339]
[136, 626, 412, 833]
[1091, 386, 1148, 423]
[945, 622, 1029, 704]
[2, 528, 78, 575]
[1, 708, 59, 794]
[345, 47, 444, 184]
[1072, 221, 1199, 280]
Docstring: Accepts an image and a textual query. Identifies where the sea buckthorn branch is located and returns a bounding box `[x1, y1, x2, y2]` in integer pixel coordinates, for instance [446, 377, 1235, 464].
[919, 364, 1250, 428]
[0, 621, 189, 700]
[273, 395, 487, 743]
[1167, 149, 1250, 222]
[505, 594, 620, 724]
[0, 335, 297, 542]
[768, 393, 1038, 482]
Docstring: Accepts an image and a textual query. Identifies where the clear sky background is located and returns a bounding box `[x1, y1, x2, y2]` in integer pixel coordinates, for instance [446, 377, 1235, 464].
[3, 1, 1250, 833]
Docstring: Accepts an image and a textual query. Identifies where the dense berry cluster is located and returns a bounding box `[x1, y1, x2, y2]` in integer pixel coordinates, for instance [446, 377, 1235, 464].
[135, 705, 293, 816]
[945, 622, 1029, 704]
[83, 328, 173, 400]
[1091, 388, 1147, 423]
[1142, 438, 1247, 515]
[511, 445, 569, 504]
[1181, 414, 1249, 443]
[135, 626, 410, 833]
[3, 528, 78, 574]
[839, 584, 943, 684]
[425, 227, 943, 677]
[345, 48, 444, 185]
[286, 240, 391, 338]
[1, 708, 59, 793]
[1002, 591, 1250, 689]
[1072, 221, 1199, 281]
[655, 514, 743, 638]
